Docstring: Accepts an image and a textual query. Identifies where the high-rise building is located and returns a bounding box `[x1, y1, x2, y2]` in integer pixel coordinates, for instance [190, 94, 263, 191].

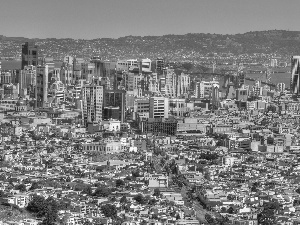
[133, 98, 150, 120]
[149, 97, 169, 119]
[60, 63, 74, 86]
[177, 73, 190, 97]
[211, 84, 220, 109]
[270, 58, 278, 67]
[21, 42, 38, 69]
[103, 90, 126, 122]
[91, 56, 103, 78]
[36, 65, 49, 107]
[164, 69, 177, 97]
[276, 83, 286, 93]
[141, 59, 152, 73]
[82, 84, 103, 125]
[195, 80, 219, 99]
[156, 58, 165, 74]
[291, 56, 300, 95]
[81, 63, 95, 82]
[0, 71, 12, 84]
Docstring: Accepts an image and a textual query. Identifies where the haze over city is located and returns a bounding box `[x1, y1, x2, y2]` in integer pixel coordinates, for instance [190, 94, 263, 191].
[0, 0, 299, 39]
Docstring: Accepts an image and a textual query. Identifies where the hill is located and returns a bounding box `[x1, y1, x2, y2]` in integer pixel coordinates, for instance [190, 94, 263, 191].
[0, 30, 300, 61]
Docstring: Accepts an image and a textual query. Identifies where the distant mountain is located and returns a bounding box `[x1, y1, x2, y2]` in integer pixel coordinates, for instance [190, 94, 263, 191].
[0, 30, 300, 61]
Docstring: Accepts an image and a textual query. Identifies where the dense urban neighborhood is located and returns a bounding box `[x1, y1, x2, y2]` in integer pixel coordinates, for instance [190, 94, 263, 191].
[0, 30, 300, 225]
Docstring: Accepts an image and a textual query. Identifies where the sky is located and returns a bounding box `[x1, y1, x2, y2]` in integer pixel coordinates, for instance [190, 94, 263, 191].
[0, 0, 299, 39]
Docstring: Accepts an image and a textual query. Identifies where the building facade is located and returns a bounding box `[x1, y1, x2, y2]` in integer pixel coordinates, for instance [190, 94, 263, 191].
[82, 84, 103, 125]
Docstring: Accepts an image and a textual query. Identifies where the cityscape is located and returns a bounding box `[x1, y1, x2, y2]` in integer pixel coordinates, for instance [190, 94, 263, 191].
[1, 1, 300, 225]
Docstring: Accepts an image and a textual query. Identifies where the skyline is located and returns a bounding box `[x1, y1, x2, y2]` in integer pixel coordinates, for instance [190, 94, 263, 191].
[0, 0, 299, 39]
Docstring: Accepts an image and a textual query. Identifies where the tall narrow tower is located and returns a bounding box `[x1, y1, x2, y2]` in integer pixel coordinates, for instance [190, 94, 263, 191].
[291, 56, 300, 95]
[21, 42, 38, 69]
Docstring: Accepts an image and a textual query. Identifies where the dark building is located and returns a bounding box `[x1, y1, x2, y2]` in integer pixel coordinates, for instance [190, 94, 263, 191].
[21, 42, 38, 69]
[140, 118, 178, 135]
[103, 106, 120, 121]
[156, 58, 165, 75]
[103, 90, 126, 122]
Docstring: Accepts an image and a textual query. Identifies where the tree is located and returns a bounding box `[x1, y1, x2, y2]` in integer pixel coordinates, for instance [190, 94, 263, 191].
[101, 204, 117, 218]
[227, 206, 234, 214]
[149, 198, 157, 205]
[120, 196, 127, 204]
[152, 214, 158, 219]
[27, 195, 46, 217]
[15, 184, 27, 192]
[0, 190, 7, 198]
[134, 194, 146, 204]
[132, 170, 140, 178]
[94, 186, 111, 197]
[116, 179, 125, 187]
[29, 182, 39, 190]
[205, 213, 214, 224]
[41, 197, 59, 225]
[153, 188, 160, 197]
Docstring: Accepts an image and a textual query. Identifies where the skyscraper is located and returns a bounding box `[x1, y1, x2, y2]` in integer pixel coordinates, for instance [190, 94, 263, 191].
[156, 58, 165, 74]
[36, 65, 48, 107]
[82, 84, 104, 125]
[291, 56, 300, 95]
[21, 42, 38, 69]
[149, 97, 169, 119]
[103, 89, 126, 122]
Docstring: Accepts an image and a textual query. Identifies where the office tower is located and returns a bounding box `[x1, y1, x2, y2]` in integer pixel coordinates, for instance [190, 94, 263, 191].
[116, 60, 130, 72]
[81, 63, 95, 82]
[156, 58, 165, 74]
[141, 59, 152, 73]
[169, 98, 186, 116]
[36, 65, 49, 107]
[159, 77, 166, 96]
[21, 42, 38, 69]
[164, 69, 177, 97]
[134, 98, 150, 120]
[23, 66, 37, 87]
[291, 56, 300, 95]
[64, 55, 74, 65]
[127, 73, 143, 91]
[82, 84, 103, 125]
[60, 63, 74, 86]
[211, 84, 220, 109]
[91, 56, 102, 78]
[177, 73, 190, 97]
[0, 71, 12, 84]
[127, 59, 138, 71]
[276, 83, 286, 93]
[20, 66, 37, 98]
[195, 82, 203, 98]
[270, 58, 278, 67]
[236, 87, 248, 101]
[103, 89, 126, 122]
[49, 81, 65, 103]
[148, 73, 159, 93]
[195, 80, 219, 99]
[236, 72, 245, 88]
[149, 97, 169, 119]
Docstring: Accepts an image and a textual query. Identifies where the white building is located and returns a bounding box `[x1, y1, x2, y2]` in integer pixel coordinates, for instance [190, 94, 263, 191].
[149, 97, 169, 119]
[82, 84, 103, 125]
[276, 82, 286, 93]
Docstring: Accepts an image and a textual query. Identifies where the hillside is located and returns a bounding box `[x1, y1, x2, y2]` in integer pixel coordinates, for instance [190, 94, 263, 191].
[0, 30, 300, 61]
[0, 203, 34, 223]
